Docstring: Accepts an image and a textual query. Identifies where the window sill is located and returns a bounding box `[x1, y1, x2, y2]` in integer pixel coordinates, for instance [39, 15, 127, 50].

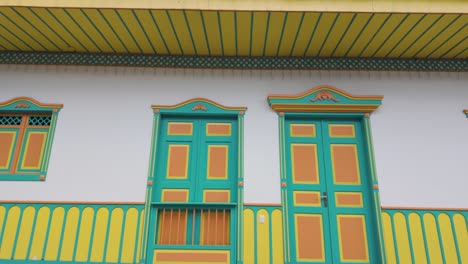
[0, 173, 44, 181]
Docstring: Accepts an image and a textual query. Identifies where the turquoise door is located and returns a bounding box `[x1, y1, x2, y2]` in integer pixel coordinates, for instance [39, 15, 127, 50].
[285, 118, 378, 263]
[147, 116, 238, 264]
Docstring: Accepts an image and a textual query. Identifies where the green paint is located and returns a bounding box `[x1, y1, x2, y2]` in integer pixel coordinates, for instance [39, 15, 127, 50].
[183, 10, 197, 56]
[275, 13, 288, 57]
[0, 19, 35, 50]
[80, 9, 116, 53]
[330, 13, 357, 57]
[371, 14, 410, 58]
[344, 13, 374, 57]
[425, 22, 465, 58]
[439, 37, 466, 58]
[132, 10, 157, 54]
[0, 9, 47, 50]
[303, 13, 322, 57]
[62, 9, 102, 52]
[288, 12, 305, 57]
[165, 10, 184, 55]
[358, 13, 392, 57]
[317, 13, 340, 56]
[28, 7, 72, 48]
[200, 11, 211, 56]
[45, 8, 88, 52]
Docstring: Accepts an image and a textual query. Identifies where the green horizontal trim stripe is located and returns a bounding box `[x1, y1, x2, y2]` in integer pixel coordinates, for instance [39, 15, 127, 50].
[0, 51, 466, 71]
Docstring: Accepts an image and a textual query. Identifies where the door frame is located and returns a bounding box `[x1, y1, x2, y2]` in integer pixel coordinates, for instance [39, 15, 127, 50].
[267, 85, 386, 264]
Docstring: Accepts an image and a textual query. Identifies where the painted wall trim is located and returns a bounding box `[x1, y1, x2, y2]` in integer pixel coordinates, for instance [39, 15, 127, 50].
[1, 52, 466, 72]
[464, 110, 468, 117]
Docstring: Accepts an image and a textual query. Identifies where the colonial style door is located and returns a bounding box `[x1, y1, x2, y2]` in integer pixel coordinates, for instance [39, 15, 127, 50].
[285, 118, 378, 263]
[267, 85, 385, 264]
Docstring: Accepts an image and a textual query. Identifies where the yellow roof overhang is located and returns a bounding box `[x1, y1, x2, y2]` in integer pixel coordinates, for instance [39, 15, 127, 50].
[0, 0, 466, 69]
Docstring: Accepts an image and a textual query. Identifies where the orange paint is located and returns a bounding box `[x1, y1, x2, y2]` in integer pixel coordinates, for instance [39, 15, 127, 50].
[294, 192, 320, 206]
[290, 124, 315, 137]
[335, 192, 363, 207]
[0, 132, 15, 167]
[296, 215, 324, 261]
[332, 145, 360, 184]
[151, 97, 247, 112]
[162, 190, 188, 202]
[204, 191, 230, 202]
[158, 209, 187, 245]
[329, 125, 355, 137]
[156, 251, 228, 262]
[200, 210, 230, 245]
[207, 123, 231, 136]
[167, 145, 189, 178]
[168, 123, 192, 135]
[292, 144, 318, 183]
[338, 216, 369, 261]
[0, 97, 63, 109]
[23, 133, 46, 168]
[208, 146, 228, 179]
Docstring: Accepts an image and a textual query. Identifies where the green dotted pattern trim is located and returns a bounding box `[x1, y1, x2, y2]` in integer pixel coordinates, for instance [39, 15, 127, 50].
[1, 52, 467, 71]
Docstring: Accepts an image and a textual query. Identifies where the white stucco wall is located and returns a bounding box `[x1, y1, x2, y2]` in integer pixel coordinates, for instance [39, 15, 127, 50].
[0, 65, 467, 208]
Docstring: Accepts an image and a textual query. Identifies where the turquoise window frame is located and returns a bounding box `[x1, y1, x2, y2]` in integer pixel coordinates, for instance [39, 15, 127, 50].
[0, 97, 62, 181]
[139, 98, 246, 264]
[464, 110, 468, 118]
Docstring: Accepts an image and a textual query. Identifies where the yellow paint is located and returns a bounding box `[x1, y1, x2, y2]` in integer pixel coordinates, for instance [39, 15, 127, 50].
[90, 208, 109, 262]
[337, 214, 369, 262]
[236, 11, 251, 56]
[165, 10, 194, 54]
[12, 206, 35, 259]
[250, 12, 269, 56]
[257, 209, 270, 264]
[28, 207, 50, 260]
[422, 16, 466, 58]
[219, 11, 236, 55]
[207, 145, 229, 179]
[203, 11, 223, 56]
[319, 13, 355, 57]
[59, 207, 80, 261]
[44, 207, 65, 260]
[106, 208, 124, 262]
[408, 213, 428, 264]
[291, 144, 319, 184]
[20, 131, 47, 170]
[98, 9, 140, 53]
[381, 212, 397, 264]
[133, 10, 169, 54]
[166, 145, 189, 179]
[75, 207, 95, 262]
[332, 13, 373, 57]
[151, 10, 182, 55]
[117, 9, 156, 54]
[0, 206, 5, 240]
[121, 208, 139, 263]
[153, 249, 229, 264]
[453, 214, 468, 263]
[243, 209, 254, 264]
[184, 10, 209, 55]
[306, 13, 338, 57]
[393, 212, 412, 264]
[136, 209, 145, 264]
[423, 213, 443, 264]
[438, 214, 459, 264]
[0, 206, 20, 259]
[0, 131, 16, 169]
[271, 209, 284, 264]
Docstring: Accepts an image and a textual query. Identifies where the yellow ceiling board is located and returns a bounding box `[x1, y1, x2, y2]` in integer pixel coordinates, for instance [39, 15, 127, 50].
[441, 39, 467, 58]
[289, 12, 321, 57]
[264, 12, 286, 56]
[399, 14, 460, 58]
[133, 9, 169, 54]
[426, 24, 467, 58]
[250, 12, 269, 56]
[184, 10, 209, 55]
[100, 9, 142, 53]
[202, 11, 224, 56]
[331, 13, 373, 57]
[414, 16, 465, 58]
[359, 13, 409, 57]
[318, 13, 356, 57]
[151, 10, 182, 55]
[218, 11, 236, 56]
[117, 9, 156, 54]
[306, 13, 339, 57]
[82, 9, 126, 53]
[0, 9, 46, 51]
[1, 0, 467, 13]
[276, 12, 304, 56]
[236, 11, 252, 56]
[167, 10, 196, 55]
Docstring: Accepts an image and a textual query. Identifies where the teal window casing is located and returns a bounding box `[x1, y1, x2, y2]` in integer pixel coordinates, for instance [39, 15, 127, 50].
[464, 110, 468, 118]
[140, 98, 246, 264]
[0, 97, 62, 181]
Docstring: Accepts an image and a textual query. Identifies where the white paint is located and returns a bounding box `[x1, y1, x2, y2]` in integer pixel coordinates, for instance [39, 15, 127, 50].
[0, 65, 467, 208]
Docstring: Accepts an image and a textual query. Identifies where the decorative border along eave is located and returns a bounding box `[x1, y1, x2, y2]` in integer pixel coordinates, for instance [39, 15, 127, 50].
[1, 52, 467, 72]
[0, 97, 63, 111]
[267, 85, 384, 114]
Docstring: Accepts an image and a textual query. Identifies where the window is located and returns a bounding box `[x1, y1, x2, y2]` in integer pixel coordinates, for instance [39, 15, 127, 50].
[464, 110, 468, 117]
[0, 97, 62, 181]
[142, 99, 246, 264]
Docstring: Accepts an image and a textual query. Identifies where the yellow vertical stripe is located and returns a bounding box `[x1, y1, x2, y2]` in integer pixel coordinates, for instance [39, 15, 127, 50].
[257, 209, 270, 264]
[346, 13, 391, 57]
[408, 213, 427, 264]
[438, 214, 458, 264]
[203, 10, 223, 56]
[135, 209, 145, 264]
[117, 9, 154, 54]
[151, 10, 181, 55]
[236, 12, 251, 56]
[0, 206, 21, 259]
[106, 208, 124, 262]
[81, 9, 126, 53]
[120, 208, 139, 263]
[393, 212, 412, 264]
[133, 10, 168, 54]
[319, 13, 355, 56]
[90, 208, 109, 262]
[74, 207, 95, 262]
[290, 13, 321, 56]
[243, 209, 254, 264]
[0, 206, 6, 239]
[333, 13, 373, 57]
[219, 11, 236, 56]
[14, 206, 36, 259]
[277, 12, 304, 56]
[423, 213, 443, 264]
[306, 13, 338, 57]
[381, 212, 397, 264]
[167, 10, 195, 55]
[264, 12, 287, 56]
[271, 209, 284, 264]
[59, 207, 80, 261]
[44, 207, 65, 260]
[28, 207, 51, 260]
[453, 214, 468, 263]
[250, 12, 268, 56]
[184, 10, 209, 55]
[98, 9, 140, 53]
